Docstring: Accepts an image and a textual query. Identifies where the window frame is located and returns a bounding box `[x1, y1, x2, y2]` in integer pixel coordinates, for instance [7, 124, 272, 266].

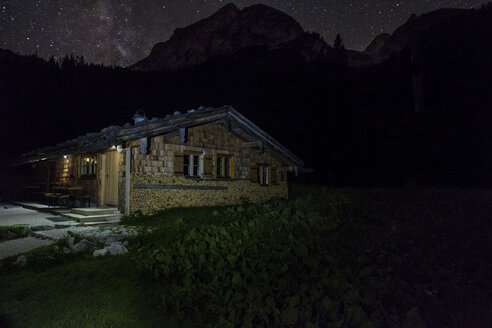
[80, 155, 97, 177]
[257, 164, 269, 185]
[183, 154, 201, 177]
[216, 155, 234, 178]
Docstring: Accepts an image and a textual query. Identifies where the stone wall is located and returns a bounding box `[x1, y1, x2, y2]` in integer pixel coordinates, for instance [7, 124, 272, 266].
[30, 122, 292, 214]
[130, 174, 288, 215]
[130, 123, 286, 179]
[127, 122, 291, 214]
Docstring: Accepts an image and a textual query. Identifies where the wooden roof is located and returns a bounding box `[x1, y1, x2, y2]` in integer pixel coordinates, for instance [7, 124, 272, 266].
[12, 106, 304, 168]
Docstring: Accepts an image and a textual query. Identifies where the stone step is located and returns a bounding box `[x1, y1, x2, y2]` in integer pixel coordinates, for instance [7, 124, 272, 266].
[63, 212, 122, 223]
[71, 208, 119, 216]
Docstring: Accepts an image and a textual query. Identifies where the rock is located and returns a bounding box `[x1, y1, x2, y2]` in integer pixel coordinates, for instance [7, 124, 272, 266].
[122, 240, 129, 247]
[23, 226, 31, 234]
[104, 242, 128, 256]
[14, 255, 27, 266]
[63, 247, 71, 254]
[131, 3, 307, 71]
[66, 236, 75, 248]
[104, 236, 120, 246]
[94, 233, 110, 244]
[92, 249, 109, 257]
[32, 225, 55, 231]
[55, 224, 70, 229]
[71, 239, 94, 253]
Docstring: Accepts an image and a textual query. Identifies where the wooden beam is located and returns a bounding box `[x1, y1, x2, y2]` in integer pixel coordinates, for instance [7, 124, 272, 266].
[242, 141, 259, 148]
[125, 145, 131, 215]
[223, 118, 231, 131]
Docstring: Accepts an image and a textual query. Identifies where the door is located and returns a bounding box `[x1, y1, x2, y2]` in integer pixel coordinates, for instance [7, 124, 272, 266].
[103, 151, 119, 205]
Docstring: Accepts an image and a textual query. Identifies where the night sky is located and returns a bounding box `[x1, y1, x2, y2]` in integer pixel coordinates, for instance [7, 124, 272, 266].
[1, 0, 488, 67]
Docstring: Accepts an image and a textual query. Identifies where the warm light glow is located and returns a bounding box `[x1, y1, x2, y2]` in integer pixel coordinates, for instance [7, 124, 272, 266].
[85, 157, 90, 162]
[63, 155, 68, 159]
[111, 145, 116, 149]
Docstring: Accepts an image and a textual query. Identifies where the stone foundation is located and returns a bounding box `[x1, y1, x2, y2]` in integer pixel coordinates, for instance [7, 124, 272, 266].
[130, 174, 288, 215]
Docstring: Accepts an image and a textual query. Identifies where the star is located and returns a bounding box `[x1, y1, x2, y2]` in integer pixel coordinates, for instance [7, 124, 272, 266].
[1, 0, 488, 66]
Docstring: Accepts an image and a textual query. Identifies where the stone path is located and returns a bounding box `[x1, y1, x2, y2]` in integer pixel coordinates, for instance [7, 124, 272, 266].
[0, 237, 53, 260]
[0, 203, 137, 261]
[0, 203, 77, 228]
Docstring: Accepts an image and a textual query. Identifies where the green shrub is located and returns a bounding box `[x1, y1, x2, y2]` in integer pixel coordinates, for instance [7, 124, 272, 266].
[134, 199, 379, 327]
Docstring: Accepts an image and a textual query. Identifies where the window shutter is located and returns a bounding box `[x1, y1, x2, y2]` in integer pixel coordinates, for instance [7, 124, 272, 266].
[271, 167, 278, 185]
[174, 153, 184, 176]
[203, 155, 212, 178]
[230, 156, 235, 179]
[250, 166, 258, 183]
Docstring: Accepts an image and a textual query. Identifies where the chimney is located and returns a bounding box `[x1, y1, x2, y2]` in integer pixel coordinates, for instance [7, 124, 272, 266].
[132, 109, 147, 125]
[132, 110, 149, 155]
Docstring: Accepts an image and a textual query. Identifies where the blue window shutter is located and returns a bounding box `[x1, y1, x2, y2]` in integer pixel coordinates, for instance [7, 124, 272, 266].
[179, 128, 187, 143]
[140, 138, 148, 154]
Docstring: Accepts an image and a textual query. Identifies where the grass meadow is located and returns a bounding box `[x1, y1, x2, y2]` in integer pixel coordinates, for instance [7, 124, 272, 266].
[0, 186, 490, 327]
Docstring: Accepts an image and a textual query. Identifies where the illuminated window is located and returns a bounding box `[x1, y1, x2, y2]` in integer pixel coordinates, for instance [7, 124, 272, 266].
[217, 155, 234, 178]
[257, 165, 269, 185]
[80, 156, 97, 176]
[184, 154, 200, 177]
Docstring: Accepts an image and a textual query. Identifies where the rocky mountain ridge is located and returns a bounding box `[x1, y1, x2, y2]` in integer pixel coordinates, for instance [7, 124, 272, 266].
[131, 3, 323, 71]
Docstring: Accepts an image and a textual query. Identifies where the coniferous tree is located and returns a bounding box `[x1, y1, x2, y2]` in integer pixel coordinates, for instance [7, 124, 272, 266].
[333, 33, 348, 66]
[333, 33, 345, 50]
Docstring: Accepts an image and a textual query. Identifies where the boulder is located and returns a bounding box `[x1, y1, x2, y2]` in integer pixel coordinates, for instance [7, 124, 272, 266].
[104, 236, 120, 246]
[14, 255, 27, 266]
[92, 249, 109, 257]
[66, 236, 75, 248]
[71, 239, 94, 253]
[104, 242, 128, 256]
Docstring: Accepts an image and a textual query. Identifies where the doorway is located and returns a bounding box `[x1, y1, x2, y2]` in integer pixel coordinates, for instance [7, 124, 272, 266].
[103, 151, 120, 206]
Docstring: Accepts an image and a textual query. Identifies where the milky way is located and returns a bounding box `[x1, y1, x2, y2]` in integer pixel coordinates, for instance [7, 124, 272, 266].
[0, 0, 488, 67]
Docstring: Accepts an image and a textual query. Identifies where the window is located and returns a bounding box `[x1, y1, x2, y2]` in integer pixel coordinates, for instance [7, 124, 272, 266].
[217, 155, 234, 178]
[193, 155, 200, 176]
[216, 157, 222, 177]
[80, 155, 97, 176]
[184, 154, 200, 177]
[257, 165, 269, 185]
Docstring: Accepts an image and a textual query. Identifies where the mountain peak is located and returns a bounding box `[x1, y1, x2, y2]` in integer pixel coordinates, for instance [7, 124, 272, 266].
[131, 3, 306, 71]
[364, 33, 391, 54]
[215, 3, 240, 14]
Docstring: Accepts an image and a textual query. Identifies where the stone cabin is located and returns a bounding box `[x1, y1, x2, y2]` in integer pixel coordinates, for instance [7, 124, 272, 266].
[14, 106, 304, 215]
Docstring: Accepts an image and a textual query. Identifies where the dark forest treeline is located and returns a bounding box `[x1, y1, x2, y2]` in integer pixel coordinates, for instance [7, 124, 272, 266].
[1, 4, 491, 186]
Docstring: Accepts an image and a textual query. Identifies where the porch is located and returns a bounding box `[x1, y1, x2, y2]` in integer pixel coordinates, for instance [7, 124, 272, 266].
[18, 182, 96, 209]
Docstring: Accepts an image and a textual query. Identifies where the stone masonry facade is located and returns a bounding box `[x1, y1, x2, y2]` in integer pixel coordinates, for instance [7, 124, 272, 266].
[33, 122, 290, 214]
[128, 123, 289, 214]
